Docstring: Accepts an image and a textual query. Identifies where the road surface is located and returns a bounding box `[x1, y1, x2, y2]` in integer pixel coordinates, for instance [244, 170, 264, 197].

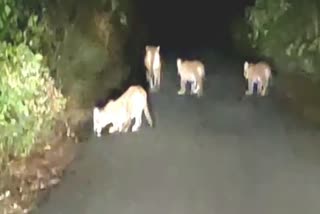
[36, 52, 320, 214]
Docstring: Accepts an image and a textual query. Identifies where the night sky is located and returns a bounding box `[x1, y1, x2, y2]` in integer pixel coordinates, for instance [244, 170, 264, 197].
[135, 0, 255, 52]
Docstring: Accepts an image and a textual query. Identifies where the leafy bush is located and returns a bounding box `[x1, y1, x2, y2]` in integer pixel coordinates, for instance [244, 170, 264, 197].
[243, 0, 320, 73]
[0, 0, 47, 47]
[0, 0, 66, 165]
[0, 42, 66, 160]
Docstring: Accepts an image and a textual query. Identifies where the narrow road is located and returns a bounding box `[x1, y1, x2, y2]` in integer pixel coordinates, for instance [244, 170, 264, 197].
[36, 52, 320, 214]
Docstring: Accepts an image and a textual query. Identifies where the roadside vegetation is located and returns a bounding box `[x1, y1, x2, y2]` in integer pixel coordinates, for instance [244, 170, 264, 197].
[231, 0, 320, 125]
[0, 0, 145, 212]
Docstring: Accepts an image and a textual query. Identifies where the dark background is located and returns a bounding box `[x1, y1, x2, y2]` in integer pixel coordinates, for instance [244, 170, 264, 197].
[135, 0, 255, 54]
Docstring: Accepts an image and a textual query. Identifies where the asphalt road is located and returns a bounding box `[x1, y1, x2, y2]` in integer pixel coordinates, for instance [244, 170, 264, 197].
[36, 52, 320, 214]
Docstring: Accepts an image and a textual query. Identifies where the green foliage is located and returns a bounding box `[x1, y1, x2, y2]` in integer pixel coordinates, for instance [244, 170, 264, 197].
[244, 0, 320, 73]
[0, 0, 66, 164]
[0, 0, 46, 47]
[0, 42, 66, 162]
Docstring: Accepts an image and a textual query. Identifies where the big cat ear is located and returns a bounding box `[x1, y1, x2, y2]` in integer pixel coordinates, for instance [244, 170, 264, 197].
[244, 61, 249, 70]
